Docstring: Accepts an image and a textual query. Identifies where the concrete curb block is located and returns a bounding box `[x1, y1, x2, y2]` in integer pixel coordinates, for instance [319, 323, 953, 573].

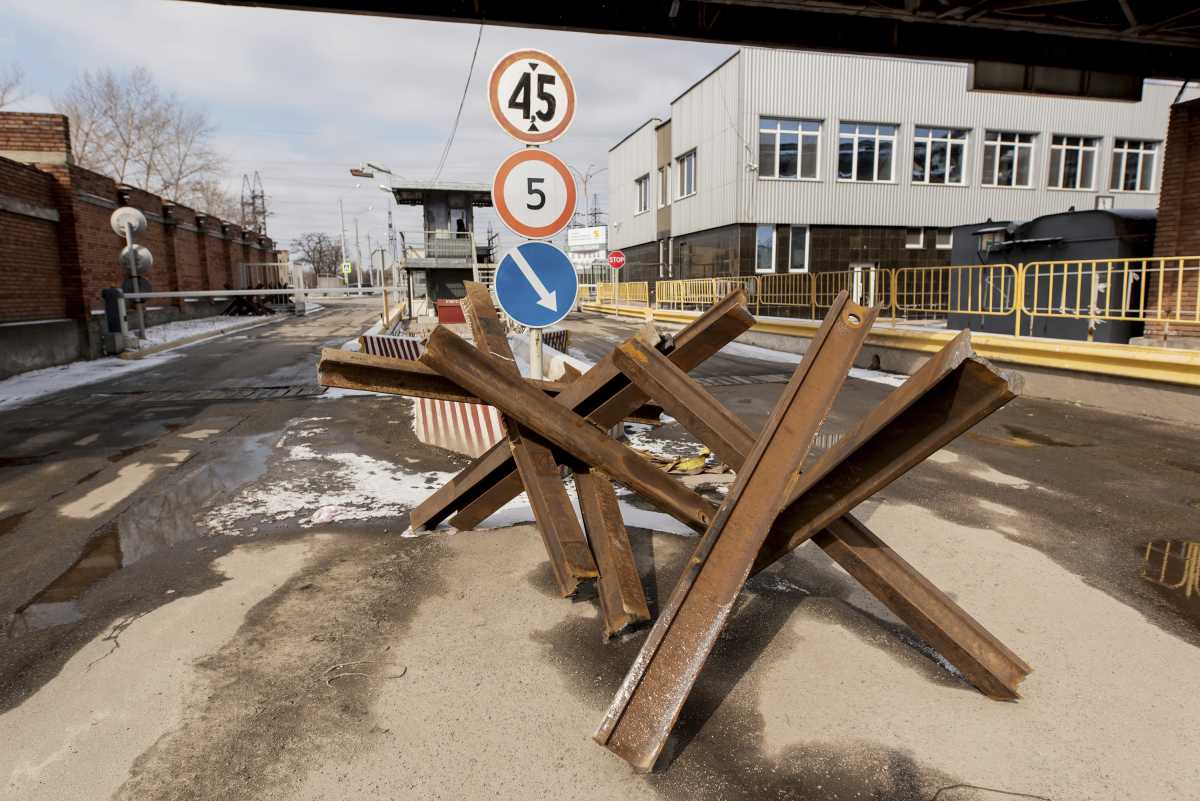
[118, 316, 286, 361]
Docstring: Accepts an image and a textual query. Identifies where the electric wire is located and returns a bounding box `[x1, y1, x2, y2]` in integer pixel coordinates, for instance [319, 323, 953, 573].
[431, 22, 484, 186]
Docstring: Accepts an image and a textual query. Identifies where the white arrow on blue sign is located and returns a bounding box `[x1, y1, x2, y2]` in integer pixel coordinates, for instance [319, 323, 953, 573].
[494, 241, 579, 329]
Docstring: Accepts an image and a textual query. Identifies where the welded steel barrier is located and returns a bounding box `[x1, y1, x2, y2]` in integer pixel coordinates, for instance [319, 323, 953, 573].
[1021, 257, 1200, 327]
[894, 264, 1018, 319]
[596, 281, 650, 306]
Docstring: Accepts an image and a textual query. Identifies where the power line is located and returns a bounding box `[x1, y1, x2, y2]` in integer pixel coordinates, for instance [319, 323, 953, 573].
[431, 22, 484, 186]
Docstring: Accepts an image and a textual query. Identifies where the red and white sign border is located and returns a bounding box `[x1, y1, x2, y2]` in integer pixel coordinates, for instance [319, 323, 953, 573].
[491, 149, 578, 240]
[488, 49, 577, 145]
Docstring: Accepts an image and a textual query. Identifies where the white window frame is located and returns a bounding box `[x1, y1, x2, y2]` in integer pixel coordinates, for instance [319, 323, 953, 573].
[911, 127, 969, 186]
[676, 150, 696, 199]
[788, 225, 809, 273]
[754, 224, 776, 274]
[657, 165, 671, 208]
[837, 122, 898, 183]
[634, 173, 650, 215]
[1048, 134, 1100, 191]
[934, 228, 953, 250]
[1110, 139, 1158, 193]
[981, 130, 1036, 188]
[904, 228, 925, 250]
[758, 117, 821, 181]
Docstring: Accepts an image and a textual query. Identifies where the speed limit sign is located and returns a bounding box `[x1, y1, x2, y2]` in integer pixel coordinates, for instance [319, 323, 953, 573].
[492, 149, 577, 240]
[489, 49, 576, 144]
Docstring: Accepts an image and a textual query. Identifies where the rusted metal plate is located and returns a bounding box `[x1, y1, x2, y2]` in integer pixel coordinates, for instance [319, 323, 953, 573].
[574, 467, 651, 637]
[318, 348, 665, 420]
[814, 515, 1031, 699]
[420, 325, 719, 533]
[461, 282, 597, 595]
[596, 293, 875, 772]
[611, 336, 751, 469]
[753, 337, 1024, 575]
[412, 289, 753, 531]
[614, 327, 1031, 700]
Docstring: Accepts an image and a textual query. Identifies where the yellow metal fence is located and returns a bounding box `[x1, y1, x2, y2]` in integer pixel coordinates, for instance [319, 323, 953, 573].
[595, 281, 650, 306]
[630, 258, 1200, 337]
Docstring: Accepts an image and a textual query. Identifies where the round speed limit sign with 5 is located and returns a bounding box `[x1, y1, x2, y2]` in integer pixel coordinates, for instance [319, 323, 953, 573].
[491, 149, 577, 240]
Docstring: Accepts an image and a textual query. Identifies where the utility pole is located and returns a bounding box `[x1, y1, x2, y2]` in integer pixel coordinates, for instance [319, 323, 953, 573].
[339, 198, 349, 286]
[355, 218, 364, 293]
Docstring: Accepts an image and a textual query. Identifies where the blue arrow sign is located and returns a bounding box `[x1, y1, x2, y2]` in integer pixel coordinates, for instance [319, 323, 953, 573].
[494, 241, 578, 328]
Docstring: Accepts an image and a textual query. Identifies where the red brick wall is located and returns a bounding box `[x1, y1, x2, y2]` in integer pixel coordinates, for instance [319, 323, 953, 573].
[0, 157, 67, 322]
[0, 112, 276, 324]
[1150, 98, 1200, 337]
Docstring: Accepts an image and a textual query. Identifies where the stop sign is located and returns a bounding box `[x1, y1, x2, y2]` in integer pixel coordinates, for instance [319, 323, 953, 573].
[607, 250, 626, 270]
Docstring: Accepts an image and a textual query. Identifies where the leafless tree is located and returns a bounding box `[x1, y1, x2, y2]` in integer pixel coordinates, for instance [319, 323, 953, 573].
[56, 67, 227, 211]
[291, 232, 342, 277]
[189, 177, 240, 221]
[0, 63, 25, 109]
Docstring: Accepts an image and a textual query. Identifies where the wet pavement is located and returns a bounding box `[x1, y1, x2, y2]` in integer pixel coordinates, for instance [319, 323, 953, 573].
[1, 305, 1198, 800]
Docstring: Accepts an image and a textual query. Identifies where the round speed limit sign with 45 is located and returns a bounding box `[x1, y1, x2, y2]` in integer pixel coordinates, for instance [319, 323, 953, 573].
[488, 49, 576, 144]
[492, 149, 577, 240]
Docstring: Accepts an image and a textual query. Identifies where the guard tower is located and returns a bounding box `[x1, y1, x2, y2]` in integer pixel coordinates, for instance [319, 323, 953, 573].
[389, 181, 494, 315]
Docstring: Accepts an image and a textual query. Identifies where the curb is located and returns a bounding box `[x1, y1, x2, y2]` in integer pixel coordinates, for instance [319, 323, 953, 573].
[118, 315, 286, 360]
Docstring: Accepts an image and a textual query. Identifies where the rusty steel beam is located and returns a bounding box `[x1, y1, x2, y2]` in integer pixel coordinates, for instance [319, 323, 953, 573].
[574, 467, 651, 638]
[420, 325, 720, 533]
[461, 282, 597, 596]
[614, 328, 1030, 699]
[317, 349, 664, 421]
[814, 514, 1031, 699]
[611, 336, 752, 469]
[754, 335, 1025, 575]
[411, 290, 753, 531]
[596, 294, 875, 772]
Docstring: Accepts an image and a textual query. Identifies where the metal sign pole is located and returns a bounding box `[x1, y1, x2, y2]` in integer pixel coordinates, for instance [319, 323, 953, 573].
[125, 222, 147, 339]
[530, 327, 543, 380]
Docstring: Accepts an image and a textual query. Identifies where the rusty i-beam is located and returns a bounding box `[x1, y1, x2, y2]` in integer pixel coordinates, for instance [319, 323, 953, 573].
[610, 327, 1032, 705]
[407, 290, 754, 532]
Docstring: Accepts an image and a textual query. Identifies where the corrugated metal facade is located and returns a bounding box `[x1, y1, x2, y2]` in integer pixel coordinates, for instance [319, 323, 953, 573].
[608, 118, 660, 251]
[610, 48, 1193, 250]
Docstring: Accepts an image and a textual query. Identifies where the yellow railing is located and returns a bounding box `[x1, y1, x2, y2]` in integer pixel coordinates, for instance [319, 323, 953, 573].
[584, 260, 1199, 339]
[1140, 540, 1200, 600]
[596, 281, 650, 306]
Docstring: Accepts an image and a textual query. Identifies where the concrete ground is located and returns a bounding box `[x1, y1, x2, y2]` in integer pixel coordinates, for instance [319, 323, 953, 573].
[1, 304, 1197, 801]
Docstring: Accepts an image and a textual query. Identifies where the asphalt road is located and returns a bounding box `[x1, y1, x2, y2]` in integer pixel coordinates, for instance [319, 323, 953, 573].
[0, 304, 1196, 801]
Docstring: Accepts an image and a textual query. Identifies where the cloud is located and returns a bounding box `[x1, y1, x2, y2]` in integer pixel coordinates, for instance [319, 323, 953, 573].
[0, 0, 732, 247]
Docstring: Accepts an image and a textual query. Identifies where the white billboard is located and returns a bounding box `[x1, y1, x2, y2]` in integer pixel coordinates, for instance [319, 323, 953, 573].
[566, 225, 607, 253]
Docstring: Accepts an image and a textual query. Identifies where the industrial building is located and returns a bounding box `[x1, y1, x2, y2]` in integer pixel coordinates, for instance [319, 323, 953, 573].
[607, 47, 1193, 285]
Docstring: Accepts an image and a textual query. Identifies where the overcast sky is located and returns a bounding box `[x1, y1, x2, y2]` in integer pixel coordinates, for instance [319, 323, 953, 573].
[0, 0, 734, 254]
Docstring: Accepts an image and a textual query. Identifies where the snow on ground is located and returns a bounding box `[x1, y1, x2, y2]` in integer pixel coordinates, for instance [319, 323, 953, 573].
[0, 352, 183, 411]
[718, 340, 908, 387]
[134, 315, 266, 347]
[205, 410, 454, 533]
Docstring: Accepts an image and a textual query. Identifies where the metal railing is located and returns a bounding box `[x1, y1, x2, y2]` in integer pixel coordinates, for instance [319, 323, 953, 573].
[589, 258, 1200, 340]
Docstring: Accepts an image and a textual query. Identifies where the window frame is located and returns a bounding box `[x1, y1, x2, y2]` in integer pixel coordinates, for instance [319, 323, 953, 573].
[657, 165, 671, 208]
[754, 224, 776, 274]
[836, 121, 899, 184]
[634, 173, 651, 215]
[788, 225, 809, 273]
[934, 228, 953, 250]
[1109, 138, 1158, 193]
[676, 150, 697, 199]
[1047, 134, 1100, 191]
[904, 227, 925, 250]
[758, 116, 822, 182]
[911, 126, 969, 186]
[981, 130, 1037, 189]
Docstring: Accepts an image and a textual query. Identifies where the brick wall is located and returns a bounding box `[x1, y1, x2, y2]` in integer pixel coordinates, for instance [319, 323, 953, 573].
[0, 112, 276, 330]
[1150, 98, 1200, 338]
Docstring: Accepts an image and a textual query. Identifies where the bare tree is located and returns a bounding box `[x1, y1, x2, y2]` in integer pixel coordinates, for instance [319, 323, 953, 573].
[56, 67, 228, 212]
[189, 177, 240, 221]
[291, 232, 342, 276]
[0, 63, 25, 109]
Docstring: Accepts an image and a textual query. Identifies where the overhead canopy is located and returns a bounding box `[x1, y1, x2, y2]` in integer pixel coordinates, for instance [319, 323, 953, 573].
[190, 1, 1200, 80]
[388, 181, 492, 208]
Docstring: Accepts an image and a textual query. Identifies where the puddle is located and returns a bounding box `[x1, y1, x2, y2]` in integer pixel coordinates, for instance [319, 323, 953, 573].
[0, 452, 59, 468]
[107, 443, 150, 463]
[7, 523, 123, 637]
[1139, 540, 1200, 619]
[0, 509, 30, 539]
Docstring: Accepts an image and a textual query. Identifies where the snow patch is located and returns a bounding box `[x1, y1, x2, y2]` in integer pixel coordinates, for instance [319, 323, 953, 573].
[134, 316, 261, 347]
[0, 353, 183, 411]
[718, 341, 908, 386]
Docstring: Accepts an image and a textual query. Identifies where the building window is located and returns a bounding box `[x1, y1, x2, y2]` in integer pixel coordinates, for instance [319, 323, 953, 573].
[982, 131, 1035, 188]
[676, 150, 696, 198]
[759, 117, 820, 180]
[755, 224, 775, 273]
[1110, 139, 1157, 192]
[838, 123, 897, 182]
[977, 230, 1006, 252]
[658, 165, 670, 207]
[905, 228, 924, 249]
[1049, 135, 1099, 190]
[789, 225, 808, 272]
[912, 127, 968, 185]
[934, 228, 953, 250]
[634, 174, 650, 214]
